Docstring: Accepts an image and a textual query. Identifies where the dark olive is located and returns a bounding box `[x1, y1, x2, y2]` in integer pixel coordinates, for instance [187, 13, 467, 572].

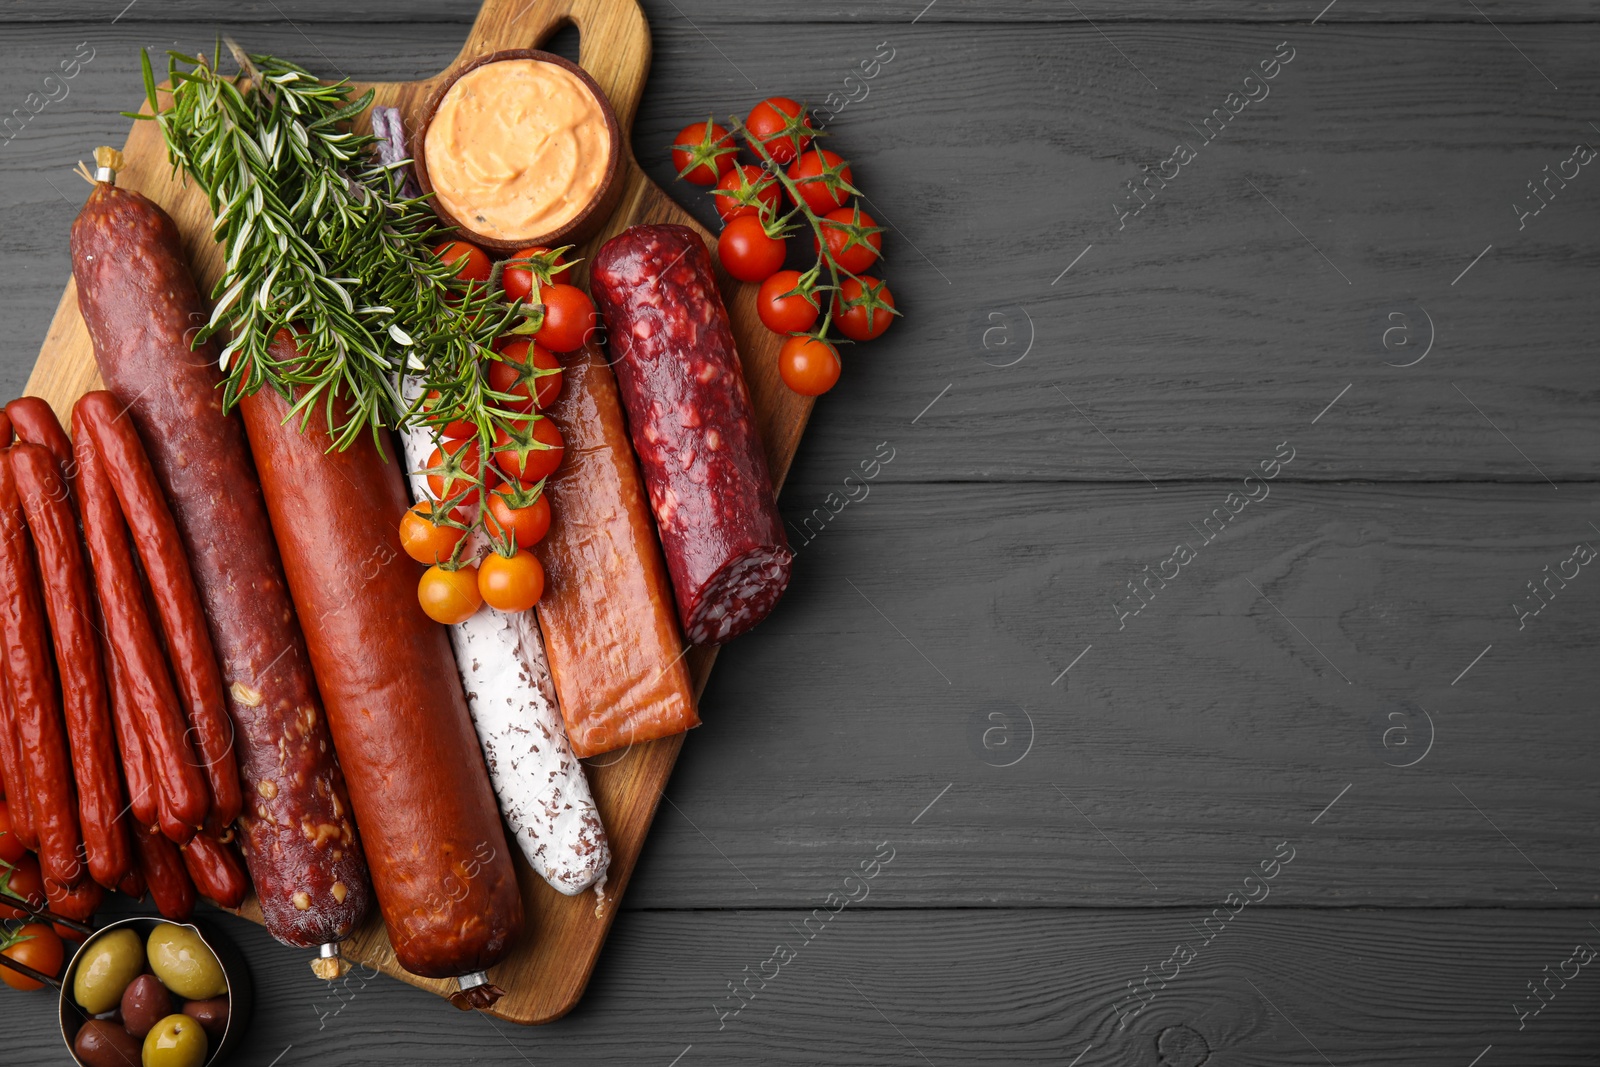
[119, 973, 173, 1038]
[72, 1019, 141, 1067]
[181, 996, 230, 1039]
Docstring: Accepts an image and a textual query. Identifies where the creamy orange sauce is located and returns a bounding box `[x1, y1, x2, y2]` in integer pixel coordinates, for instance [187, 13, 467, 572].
[425, 59, 610, 241]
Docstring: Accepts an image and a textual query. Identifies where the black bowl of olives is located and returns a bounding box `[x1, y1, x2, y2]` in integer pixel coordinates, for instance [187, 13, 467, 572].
[57, 917, 252, 1067]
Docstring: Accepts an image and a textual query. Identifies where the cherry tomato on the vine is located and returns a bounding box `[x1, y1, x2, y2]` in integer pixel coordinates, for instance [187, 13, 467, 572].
[834, 276, 897, 342]
[816, 206, 883, 275]
[500, 246, 572, 305]
[422, 390, 476, 440]
[718, 216, 787, 284]
[745, 96, 813, 165]
[756, 270, 820, 334]
[536, 284, 598, 353]
[486, 489, 552, 549]
[0, 801, 25, 865]
[418, 564, 481, 625]
[478, 550, 546, 613]
[425, 438, 499, 522]
[777, 335, 841, 396]
[489, 339, 564, 412]
[492, 417, 565, 485]
[0, 851, 44, 920]
[786, 148, 854, 215]
[671, 120, 736, 186]
[398, 501, 466, 565]
[713, 164, 782, 223]
[432, 240, 492, 285]
[0, 922, 63, 991]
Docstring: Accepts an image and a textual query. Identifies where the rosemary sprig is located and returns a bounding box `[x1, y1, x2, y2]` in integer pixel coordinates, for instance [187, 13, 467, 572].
[133, 44, 538, 450]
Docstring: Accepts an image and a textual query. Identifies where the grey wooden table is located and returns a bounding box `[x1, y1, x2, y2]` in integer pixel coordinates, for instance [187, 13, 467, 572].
[3, 1, 1598, 1063]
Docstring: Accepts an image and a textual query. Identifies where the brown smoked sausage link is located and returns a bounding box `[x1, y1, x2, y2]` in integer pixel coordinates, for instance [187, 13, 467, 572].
[73, 392, 240, 826]
[0, 450, 83, 887]
[12, 443, 131, 888]
[591, 225, 793, 647]
[239, 371, 521, 979]
[0, 660, 38, 849]
[131, 823, 195, 921]
[72, 182, 371, 949]
[180, 832, 249, 909]
[70, 404, 209, 837]
[44, 874, 104, 922]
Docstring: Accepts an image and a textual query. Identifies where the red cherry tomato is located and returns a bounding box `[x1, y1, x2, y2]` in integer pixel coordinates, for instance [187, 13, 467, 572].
[745, 97, 813, 166]
[486, 489, 552, 549]
[418, 564, 481, 625]
[816, 207, 883, 275]
[536, 284, 598, 353]
[0, 852, 45, 920]
[398, 501, 466, 565]
[756, 270, 820, 334]
[777, 336, 841, 396]
[0, 922, 63, 991]
[488, 339, 564, 412]
[431, 240, 492, 285]
[425, 438, 499, 521]
[492, 417, 565, 486]
[834, 276, 897, 342]
[718, 216, 787, 284]
[713, 164, 782, 223]
[500, 246, 572, 305]
[671, 120, 735, 186]
[0, 801, 25, 865]
[478, 550, 546, 613]
[786, 148, 853, 215]
[422, 390, 476, 440]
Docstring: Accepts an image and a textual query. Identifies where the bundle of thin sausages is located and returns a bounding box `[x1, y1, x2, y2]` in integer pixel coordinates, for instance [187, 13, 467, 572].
[0, 396, 249, 920]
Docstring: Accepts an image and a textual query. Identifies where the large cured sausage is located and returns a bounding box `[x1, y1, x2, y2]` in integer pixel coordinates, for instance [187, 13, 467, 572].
[70, 403, 208, 838]
[590, 224, 793, 646]
[532, 336, 699, 759]
[396, 404, 609, 896]
[11, 443, 131, 889]
[239, 355, 521, 999]
[0, 450, 82, 887]
[70, 168, 372, 956]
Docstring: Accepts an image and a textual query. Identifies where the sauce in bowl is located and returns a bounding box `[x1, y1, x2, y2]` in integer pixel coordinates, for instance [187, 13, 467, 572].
[423, 58, 613, 243]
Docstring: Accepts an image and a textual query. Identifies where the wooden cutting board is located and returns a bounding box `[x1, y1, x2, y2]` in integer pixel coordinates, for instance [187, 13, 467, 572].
[25, 0, 812, 1025]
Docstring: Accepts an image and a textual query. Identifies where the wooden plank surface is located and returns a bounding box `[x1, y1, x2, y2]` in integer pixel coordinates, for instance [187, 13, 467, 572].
[16, 900, 1600, 1065]
[10, 1, 1600, 22]
[2, 22, 1598, 480]
[1, 0, 1597, 1060]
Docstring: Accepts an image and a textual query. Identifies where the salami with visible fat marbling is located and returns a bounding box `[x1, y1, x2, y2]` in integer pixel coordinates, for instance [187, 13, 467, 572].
[590, 224, 792, 645]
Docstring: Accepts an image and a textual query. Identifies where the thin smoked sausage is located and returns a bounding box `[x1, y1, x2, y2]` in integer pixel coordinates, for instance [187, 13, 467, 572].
[0, 662, 37, 849]
[0, 450, 82, 886]
[70, 410, 207, 837]
[12, 443, 131, 888]
[73, 396, 239, 829]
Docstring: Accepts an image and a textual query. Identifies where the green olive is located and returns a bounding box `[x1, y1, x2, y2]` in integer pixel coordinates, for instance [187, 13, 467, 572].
[72, 929, 146, 1014]
[140, 1014, 208, 1067]
[146, 926, 227, 1001]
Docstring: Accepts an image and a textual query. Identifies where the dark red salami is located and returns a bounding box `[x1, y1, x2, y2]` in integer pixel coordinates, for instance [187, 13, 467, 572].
[590, 224, 792, 645]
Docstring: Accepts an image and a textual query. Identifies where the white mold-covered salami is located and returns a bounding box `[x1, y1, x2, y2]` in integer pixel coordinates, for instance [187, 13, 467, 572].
[397, 392, 609, 896]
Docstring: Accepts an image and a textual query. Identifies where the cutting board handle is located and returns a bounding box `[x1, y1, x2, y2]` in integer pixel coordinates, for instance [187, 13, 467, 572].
[451, 0, 653, 135]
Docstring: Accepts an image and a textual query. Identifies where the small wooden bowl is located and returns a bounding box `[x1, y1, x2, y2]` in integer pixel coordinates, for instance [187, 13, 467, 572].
[412, 49, 624, 255]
